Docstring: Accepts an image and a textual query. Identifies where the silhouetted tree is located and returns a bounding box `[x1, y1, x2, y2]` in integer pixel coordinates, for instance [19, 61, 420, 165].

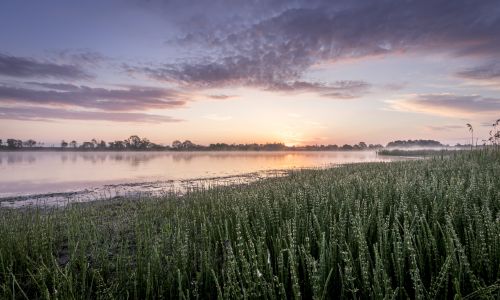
[98, 140, 107, 149]
[7, 139, 22, 149]
[61, 140, 68, 148]
[140, 138, 152, 149]
[182, 140, 194, 150]
[23, 139, 37, 148]
[172, 140, 182, 149]
[70, 141, 77, 148]
[127, 135, 142, 149]
[80, 142, 95, 149]
[386, 139, 443, 148]
[109, 140, 125, 150]
[91, 138, 98, 148]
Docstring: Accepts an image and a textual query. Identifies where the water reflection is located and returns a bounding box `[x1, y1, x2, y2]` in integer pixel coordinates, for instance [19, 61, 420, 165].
[0, 153, 37, 165]
[0, 151, 401, 198]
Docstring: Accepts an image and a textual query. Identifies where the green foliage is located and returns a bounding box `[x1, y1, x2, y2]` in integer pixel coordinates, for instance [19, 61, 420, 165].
[1, 150, 499, 299]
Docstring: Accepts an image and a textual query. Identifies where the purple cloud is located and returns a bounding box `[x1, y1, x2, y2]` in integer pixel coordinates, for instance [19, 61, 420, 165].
[0, 53, 91, 79]
[132, 0, 500, 95]
[0, 106, 182, 123]
[456, 63, 500, 81]
[54, 49, 107, 66]
[395, 94, 500, 116]
[206, 94, 236, 100]
[267, 80, 370, 99]
[426, 125, 464, 131]
[0, 83, 187, 111]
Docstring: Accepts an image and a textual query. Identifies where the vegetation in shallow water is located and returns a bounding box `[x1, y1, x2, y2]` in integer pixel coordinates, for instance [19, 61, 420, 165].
[377, 149, 455, 157]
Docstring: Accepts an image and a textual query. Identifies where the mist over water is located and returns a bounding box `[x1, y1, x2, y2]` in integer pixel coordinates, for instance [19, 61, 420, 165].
[0, 151, 403, 201]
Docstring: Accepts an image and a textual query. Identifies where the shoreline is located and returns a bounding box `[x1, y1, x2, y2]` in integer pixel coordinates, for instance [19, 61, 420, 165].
[0, 168, 292, 208]
[0, 159, 412, 209]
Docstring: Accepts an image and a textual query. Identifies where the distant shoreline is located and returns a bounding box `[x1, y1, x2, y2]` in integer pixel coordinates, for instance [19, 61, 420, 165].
[0, 146, 462, 152]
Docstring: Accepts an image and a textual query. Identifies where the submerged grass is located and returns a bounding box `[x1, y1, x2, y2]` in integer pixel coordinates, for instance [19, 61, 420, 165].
[0, 150, 499, 299]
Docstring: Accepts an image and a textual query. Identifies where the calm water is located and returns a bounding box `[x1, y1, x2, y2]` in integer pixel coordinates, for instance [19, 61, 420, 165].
[0, 151, 402, 206]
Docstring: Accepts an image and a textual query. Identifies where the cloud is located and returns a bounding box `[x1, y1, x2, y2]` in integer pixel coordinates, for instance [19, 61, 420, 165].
[0, 106, 182, 123]
[134, 61, 370, 98]
[0, 53, 91, 79]
[203, 113, 232, 121]
[134, 0, 500, 94]
[25, 82, 81, 91]
[206, 94, 236, 100]
[383, 82, 408, 91]
[392, 93, 500, 117]
[0, 83, 187, 111]
[456, 63, 500, 81]
[267, 80, 370, 99]
[425, 125, 464, 131]
[304, 120, 327, 129]
[54, 49, 107, 66]
[481, 121, 499, 127]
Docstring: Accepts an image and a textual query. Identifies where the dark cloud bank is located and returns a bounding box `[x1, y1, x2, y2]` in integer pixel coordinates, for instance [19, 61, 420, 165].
[0, 106, 182, 123]
[0, 82, 186, 123]
[457, 63, 500, 81]
[134, 0, 500, 95]
[0, 53, 91, 80]
[0, 84, 186, 111]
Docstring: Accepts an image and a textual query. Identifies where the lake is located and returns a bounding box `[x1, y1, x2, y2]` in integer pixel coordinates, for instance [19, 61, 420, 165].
[0, 151, 402, 207]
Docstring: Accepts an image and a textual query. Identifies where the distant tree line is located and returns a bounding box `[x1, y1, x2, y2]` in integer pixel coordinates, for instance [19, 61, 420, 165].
[0, 139, 41, 149]
[215, 142, 384, 151]
[386, 139, 443, 148]
[2, 136, 442, 152]
[0, 136, 382, 151]
[68, 136, 165, 150]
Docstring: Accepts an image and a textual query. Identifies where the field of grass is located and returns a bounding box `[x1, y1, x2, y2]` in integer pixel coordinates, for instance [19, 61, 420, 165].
[1, 150, 499, 299]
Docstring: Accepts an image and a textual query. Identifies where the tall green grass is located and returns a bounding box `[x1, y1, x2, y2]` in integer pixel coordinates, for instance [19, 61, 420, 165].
[1, 150, 499, 299]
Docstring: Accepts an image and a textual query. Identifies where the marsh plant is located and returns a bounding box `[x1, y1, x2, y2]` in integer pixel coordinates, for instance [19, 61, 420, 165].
[0, 150, 499, 299]
[488, 119, 500, 147]
[466, 123, 474, 149]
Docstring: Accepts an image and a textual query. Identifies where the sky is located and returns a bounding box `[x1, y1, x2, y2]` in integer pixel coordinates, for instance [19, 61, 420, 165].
[0, 0, 499, 146]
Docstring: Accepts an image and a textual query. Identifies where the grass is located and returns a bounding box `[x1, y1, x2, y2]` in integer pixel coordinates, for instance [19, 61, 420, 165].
[0, 150, 499, 299]
[378, 149, 454, 157]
